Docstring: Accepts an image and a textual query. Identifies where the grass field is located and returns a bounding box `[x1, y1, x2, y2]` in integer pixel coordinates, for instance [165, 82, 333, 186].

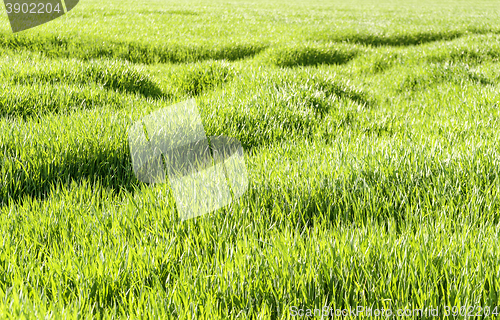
[1, 0, 500, 318]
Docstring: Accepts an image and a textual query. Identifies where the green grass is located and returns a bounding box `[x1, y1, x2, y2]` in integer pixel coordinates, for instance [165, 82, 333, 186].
[1, 0, 500, 318]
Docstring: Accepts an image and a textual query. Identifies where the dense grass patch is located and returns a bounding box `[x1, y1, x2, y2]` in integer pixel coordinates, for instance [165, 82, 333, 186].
[199, 68, 370, 148]
[0, 67, 370, 203]
[1, 0, 500, 318]
[1, 142, 500, 316]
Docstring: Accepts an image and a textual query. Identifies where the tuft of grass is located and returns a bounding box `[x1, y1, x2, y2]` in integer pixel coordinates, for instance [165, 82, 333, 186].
[199, 67, 370, 148]
[0, 54, 165, 98]
[164, 60, 236, 96]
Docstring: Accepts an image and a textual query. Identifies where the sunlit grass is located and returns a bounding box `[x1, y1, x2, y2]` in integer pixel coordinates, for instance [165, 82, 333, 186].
[0, 0, 500, 318]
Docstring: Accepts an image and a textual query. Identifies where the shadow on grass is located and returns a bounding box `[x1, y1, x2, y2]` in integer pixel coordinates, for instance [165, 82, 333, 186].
[167, 60, 236, 96]
[0, 32, 268, 64]
[0, 148, 141, 206]
[314, 30, 465, 47]
[265, 45, 358, 67]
